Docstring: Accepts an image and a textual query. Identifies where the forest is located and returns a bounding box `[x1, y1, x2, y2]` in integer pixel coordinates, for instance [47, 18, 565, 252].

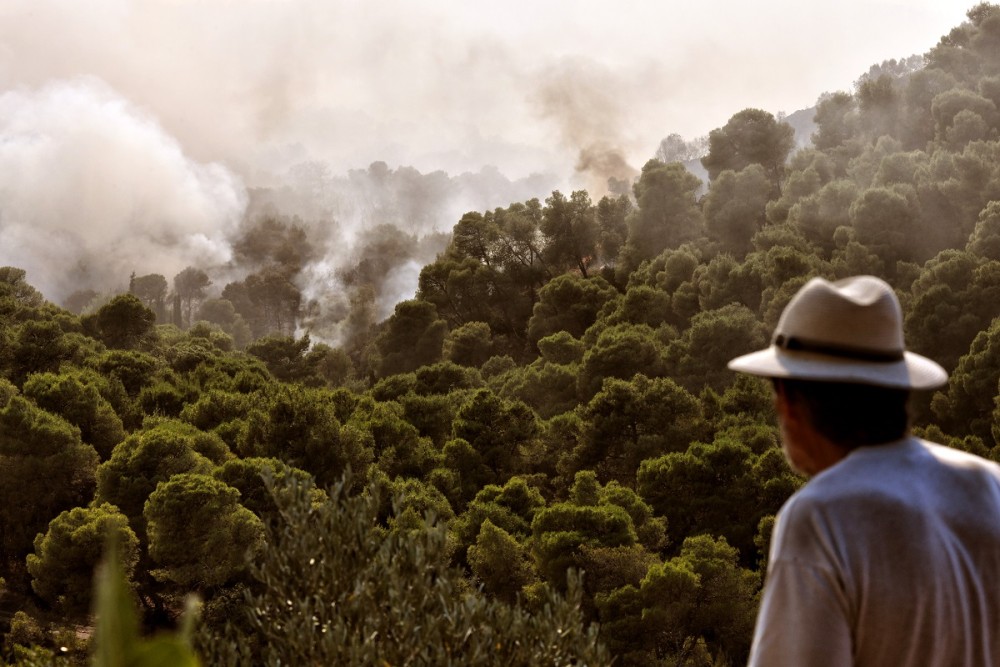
[2, 4, 1000, 666]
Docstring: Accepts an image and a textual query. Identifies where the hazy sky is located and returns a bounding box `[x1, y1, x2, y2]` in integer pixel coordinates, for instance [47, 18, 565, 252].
[0, 0, 979, 305]
[0, 0, 976, 182]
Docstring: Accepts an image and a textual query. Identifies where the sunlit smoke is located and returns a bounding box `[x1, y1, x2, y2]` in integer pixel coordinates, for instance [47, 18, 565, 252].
[0, 78, 246, 301]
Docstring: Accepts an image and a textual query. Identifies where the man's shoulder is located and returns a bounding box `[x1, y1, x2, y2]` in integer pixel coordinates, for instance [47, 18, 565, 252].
[900, 438, 1000, 488]
[777, 440, 921, 514]
[819, 437, 1000, 483]
[780, 437, 1000, 522]
[919, 438, 1000, 470]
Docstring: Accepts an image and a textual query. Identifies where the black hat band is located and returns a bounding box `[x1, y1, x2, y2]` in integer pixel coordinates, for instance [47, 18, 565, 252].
[773, 334, 905, 363]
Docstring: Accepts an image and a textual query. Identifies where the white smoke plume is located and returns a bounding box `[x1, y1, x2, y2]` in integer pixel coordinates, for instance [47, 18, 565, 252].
[0, 78, 246, 301]
[267, 162, 555, 344]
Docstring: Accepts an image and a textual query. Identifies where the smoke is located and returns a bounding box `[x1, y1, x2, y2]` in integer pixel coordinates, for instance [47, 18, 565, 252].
[0, 0, 973, 338]
[0, 72, 558, 344]
[575, 145, 639, 195]
[533, 59, 642, 197]
[261, 161, 556, 344]
[0, 78, 246, 301]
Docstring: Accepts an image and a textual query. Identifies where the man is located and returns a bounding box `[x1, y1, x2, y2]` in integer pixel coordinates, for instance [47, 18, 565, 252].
[728, 275, 1000, 666]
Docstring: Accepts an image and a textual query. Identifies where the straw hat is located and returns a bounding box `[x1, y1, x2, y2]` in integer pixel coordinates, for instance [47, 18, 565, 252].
[728, 275, 947, 389]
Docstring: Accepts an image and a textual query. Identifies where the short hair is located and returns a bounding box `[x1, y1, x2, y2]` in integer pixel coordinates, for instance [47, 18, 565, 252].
[774, 378, 911, 447]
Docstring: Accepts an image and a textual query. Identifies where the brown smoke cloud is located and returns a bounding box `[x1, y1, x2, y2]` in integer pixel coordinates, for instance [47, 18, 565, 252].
[533, 58, 642, 197]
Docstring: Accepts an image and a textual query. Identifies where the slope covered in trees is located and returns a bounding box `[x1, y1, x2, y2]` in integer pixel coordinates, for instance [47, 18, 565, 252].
[3, 4, 1000, 665]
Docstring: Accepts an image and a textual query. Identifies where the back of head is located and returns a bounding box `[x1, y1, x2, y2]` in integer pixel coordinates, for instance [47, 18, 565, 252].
[776, 378, 910, 448]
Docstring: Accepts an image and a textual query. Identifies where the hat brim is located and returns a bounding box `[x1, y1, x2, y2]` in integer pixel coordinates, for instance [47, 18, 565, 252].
[727, 347, 948, 390]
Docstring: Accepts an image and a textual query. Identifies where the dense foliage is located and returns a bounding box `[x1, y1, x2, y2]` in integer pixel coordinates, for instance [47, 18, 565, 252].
[3, 5, 1000, 665]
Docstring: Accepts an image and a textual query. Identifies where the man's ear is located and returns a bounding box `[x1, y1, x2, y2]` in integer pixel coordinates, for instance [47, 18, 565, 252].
[772, 379, 787, 412]
[773, 380, 799, 425]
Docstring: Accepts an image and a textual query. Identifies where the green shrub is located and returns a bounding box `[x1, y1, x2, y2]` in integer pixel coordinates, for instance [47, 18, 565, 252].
[198, 472, 610, 666]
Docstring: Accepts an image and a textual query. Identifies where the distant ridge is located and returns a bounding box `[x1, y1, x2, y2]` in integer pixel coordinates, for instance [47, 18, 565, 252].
[782, 106, 818, 148]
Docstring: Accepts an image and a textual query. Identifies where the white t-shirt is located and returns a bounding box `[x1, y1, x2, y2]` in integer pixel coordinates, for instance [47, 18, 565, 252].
[748, 437, 1000, 666]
